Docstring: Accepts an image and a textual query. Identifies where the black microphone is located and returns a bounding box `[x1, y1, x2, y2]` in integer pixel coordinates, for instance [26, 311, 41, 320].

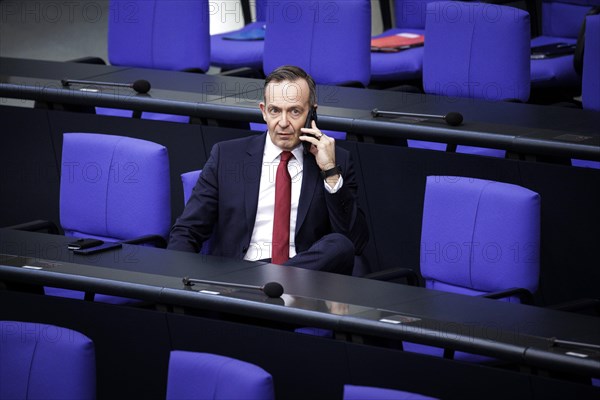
[182, 277, 284, 298]
[61, 78, 151, 94]
[371, 108, 463, 126]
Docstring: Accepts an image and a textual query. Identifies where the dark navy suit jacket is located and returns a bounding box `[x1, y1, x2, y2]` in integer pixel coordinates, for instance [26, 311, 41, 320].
[168, 133, 368, 260]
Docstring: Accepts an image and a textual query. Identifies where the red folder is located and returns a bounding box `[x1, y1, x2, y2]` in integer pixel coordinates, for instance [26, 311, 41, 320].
[371, 33, 425, 52]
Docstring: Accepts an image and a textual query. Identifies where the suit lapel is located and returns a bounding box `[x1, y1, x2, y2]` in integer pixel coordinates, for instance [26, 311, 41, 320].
[244, 134, 266, 236]
[296, 152, 319, 234]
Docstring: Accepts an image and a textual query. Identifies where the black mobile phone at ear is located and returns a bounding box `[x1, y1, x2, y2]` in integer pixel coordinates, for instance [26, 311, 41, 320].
[303, 107, 318, 152]
[67, 238, 104, 250]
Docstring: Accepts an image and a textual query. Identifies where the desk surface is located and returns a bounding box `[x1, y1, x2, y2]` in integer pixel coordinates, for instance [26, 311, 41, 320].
[1, 229, 598, 377]
[1, 57, 599, 161]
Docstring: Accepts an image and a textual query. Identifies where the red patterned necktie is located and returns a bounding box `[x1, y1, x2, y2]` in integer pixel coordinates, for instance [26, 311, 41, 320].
[272, 151, 292, 264]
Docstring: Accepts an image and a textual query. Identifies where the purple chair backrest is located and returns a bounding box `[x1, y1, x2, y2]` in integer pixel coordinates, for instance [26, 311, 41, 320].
[423, 1, 531, 102]
[181, 170, 202, 205]
[108, 0, 210, 71]
[420, 176, 540, 298]
[394, 0, 441, 29]
[263, 0, 371, 87]
[60, 133, 171, 242]
[0, 321, 96, 399]
[541, 0, 600, 38]
[255, 0, 267, 21]
[582, 14, 600, 110]
[344, 384, 439, 399]
[166, 351, 274, 400]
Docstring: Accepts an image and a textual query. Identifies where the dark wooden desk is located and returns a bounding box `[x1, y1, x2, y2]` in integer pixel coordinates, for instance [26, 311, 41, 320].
[1, 57, 599, 161]
[0, 229, 598, 400]
[1, 57, 599, 309]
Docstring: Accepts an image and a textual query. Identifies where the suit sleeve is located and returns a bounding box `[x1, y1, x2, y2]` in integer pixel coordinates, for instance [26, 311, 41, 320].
[167, 145, 221, 253]
[324, 150, 369, 255]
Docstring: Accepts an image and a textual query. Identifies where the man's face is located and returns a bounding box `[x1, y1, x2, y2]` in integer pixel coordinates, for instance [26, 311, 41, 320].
[260, 79, 311, 151]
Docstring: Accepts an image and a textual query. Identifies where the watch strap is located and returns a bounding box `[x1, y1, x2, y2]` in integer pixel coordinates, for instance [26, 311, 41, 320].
[320, 165, 342, 180]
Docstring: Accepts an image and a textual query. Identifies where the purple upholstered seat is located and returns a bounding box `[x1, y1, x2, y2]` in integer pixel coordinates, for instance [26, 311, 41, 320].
[572, 13, 600, 169]
[344, 384, 439, 400]
[210, 0, 267, 72]
[108, 0, 210, 71]
[97, 0, 211, 122]
[403, 176, 540, 362]
[263, 0, 371, 87]
[423, 1, 530, 102]
[412, 1, 530, 156]
[181, 170, 213, 255]
[582, 13, 600, 111]
[370, 0, 437, 84]
[181, 170, 202, 206]
[261, 0, 370, 141]
[531, 0, 600, 89]
[0, 321, 96, 399]
[166, 351, 274, 400]
[60, 133, 170, 242]
[45, 133, 171, 303]
[420, 176, 540, 299]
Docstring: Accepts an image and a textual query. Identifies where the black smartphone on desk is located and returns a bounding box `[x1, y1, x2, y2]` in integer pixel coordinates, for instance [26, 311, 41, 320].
[530, 42, 576, 59]
[67, 238, 104, 250]
[302, 107, 318, 153]
[73, 242, 122, 255]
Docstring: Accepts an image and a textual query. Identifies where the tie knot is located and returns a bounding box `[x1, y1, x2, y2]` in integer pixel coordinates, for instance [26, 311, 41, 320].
[279, 151, 292, 163]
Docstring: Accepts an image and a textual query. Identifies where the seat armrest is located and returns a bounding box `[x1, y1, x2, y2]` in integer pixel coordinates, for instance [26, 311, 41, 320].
[121, 234, 167, 248]
[67, 56, 107, 65]
[337, 80, 366, 89]
[548, 298, 600, 315]
[216, 67, 264, 78]
[181, 67, 206, 74]
[4, 219, 61, 235]
[362, 267, 420, 286]
[480, 287, 534, 305]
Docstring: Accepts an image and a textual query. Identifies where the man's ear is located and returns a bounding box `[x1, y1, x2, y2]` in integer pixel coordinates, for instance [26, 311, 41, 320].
[259, 102, 267, 121]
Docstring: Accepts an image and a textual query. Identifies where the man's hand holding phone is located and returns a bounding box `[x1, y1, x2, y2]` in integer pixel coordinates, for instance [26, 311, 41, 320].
[300, 108, 340, 187]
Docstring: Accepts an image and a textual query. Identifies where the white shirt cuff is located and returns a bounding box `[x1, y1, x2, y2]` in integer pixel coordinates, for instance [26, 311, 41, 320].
[324, 175, 343, 194]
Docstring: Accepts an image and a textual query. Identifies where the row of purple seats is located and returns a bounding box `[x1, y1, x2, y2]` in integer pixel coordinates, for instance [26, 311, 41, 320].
[1, 320, 437, 399]
[96, 0, 600, 104]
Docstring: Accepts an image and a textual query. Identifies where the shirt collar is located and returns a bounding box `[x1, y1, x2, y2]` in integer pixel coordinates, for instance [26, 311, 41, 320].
[264, 133, 304, 164]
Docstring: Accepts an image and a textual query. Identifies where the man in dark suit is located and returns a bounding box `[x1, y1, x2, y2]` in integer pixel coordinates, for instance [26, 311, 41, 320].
[168, 65, 368, 274]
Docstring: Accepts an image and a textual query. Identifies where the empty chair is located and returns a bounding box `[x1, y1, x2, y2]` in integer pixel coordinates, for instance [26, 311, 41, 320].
[582, 13, 600, 111]
[419, 176, 540, 300]
[210, 0, 267, 73]
[60, 133, 171, 244]
[166, 350, 274, 400]
[97, 0, 211, 122]
[404, 176, 540, 361]
[108, 0, 210, 71]
[57, 133, 171, 302]
[572, 13, 600, 168]
[531, 0, 600, 95]
[344, 384, 439, 400]
[424, 1, 531, 102]
[263, 0, 371, 87]
[12, 133, 171, 303]
[370, 0, 437, 86]
[364, 176, 541, 361]
[0, 320, 96, 399]
[414, 1, 531, 156]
